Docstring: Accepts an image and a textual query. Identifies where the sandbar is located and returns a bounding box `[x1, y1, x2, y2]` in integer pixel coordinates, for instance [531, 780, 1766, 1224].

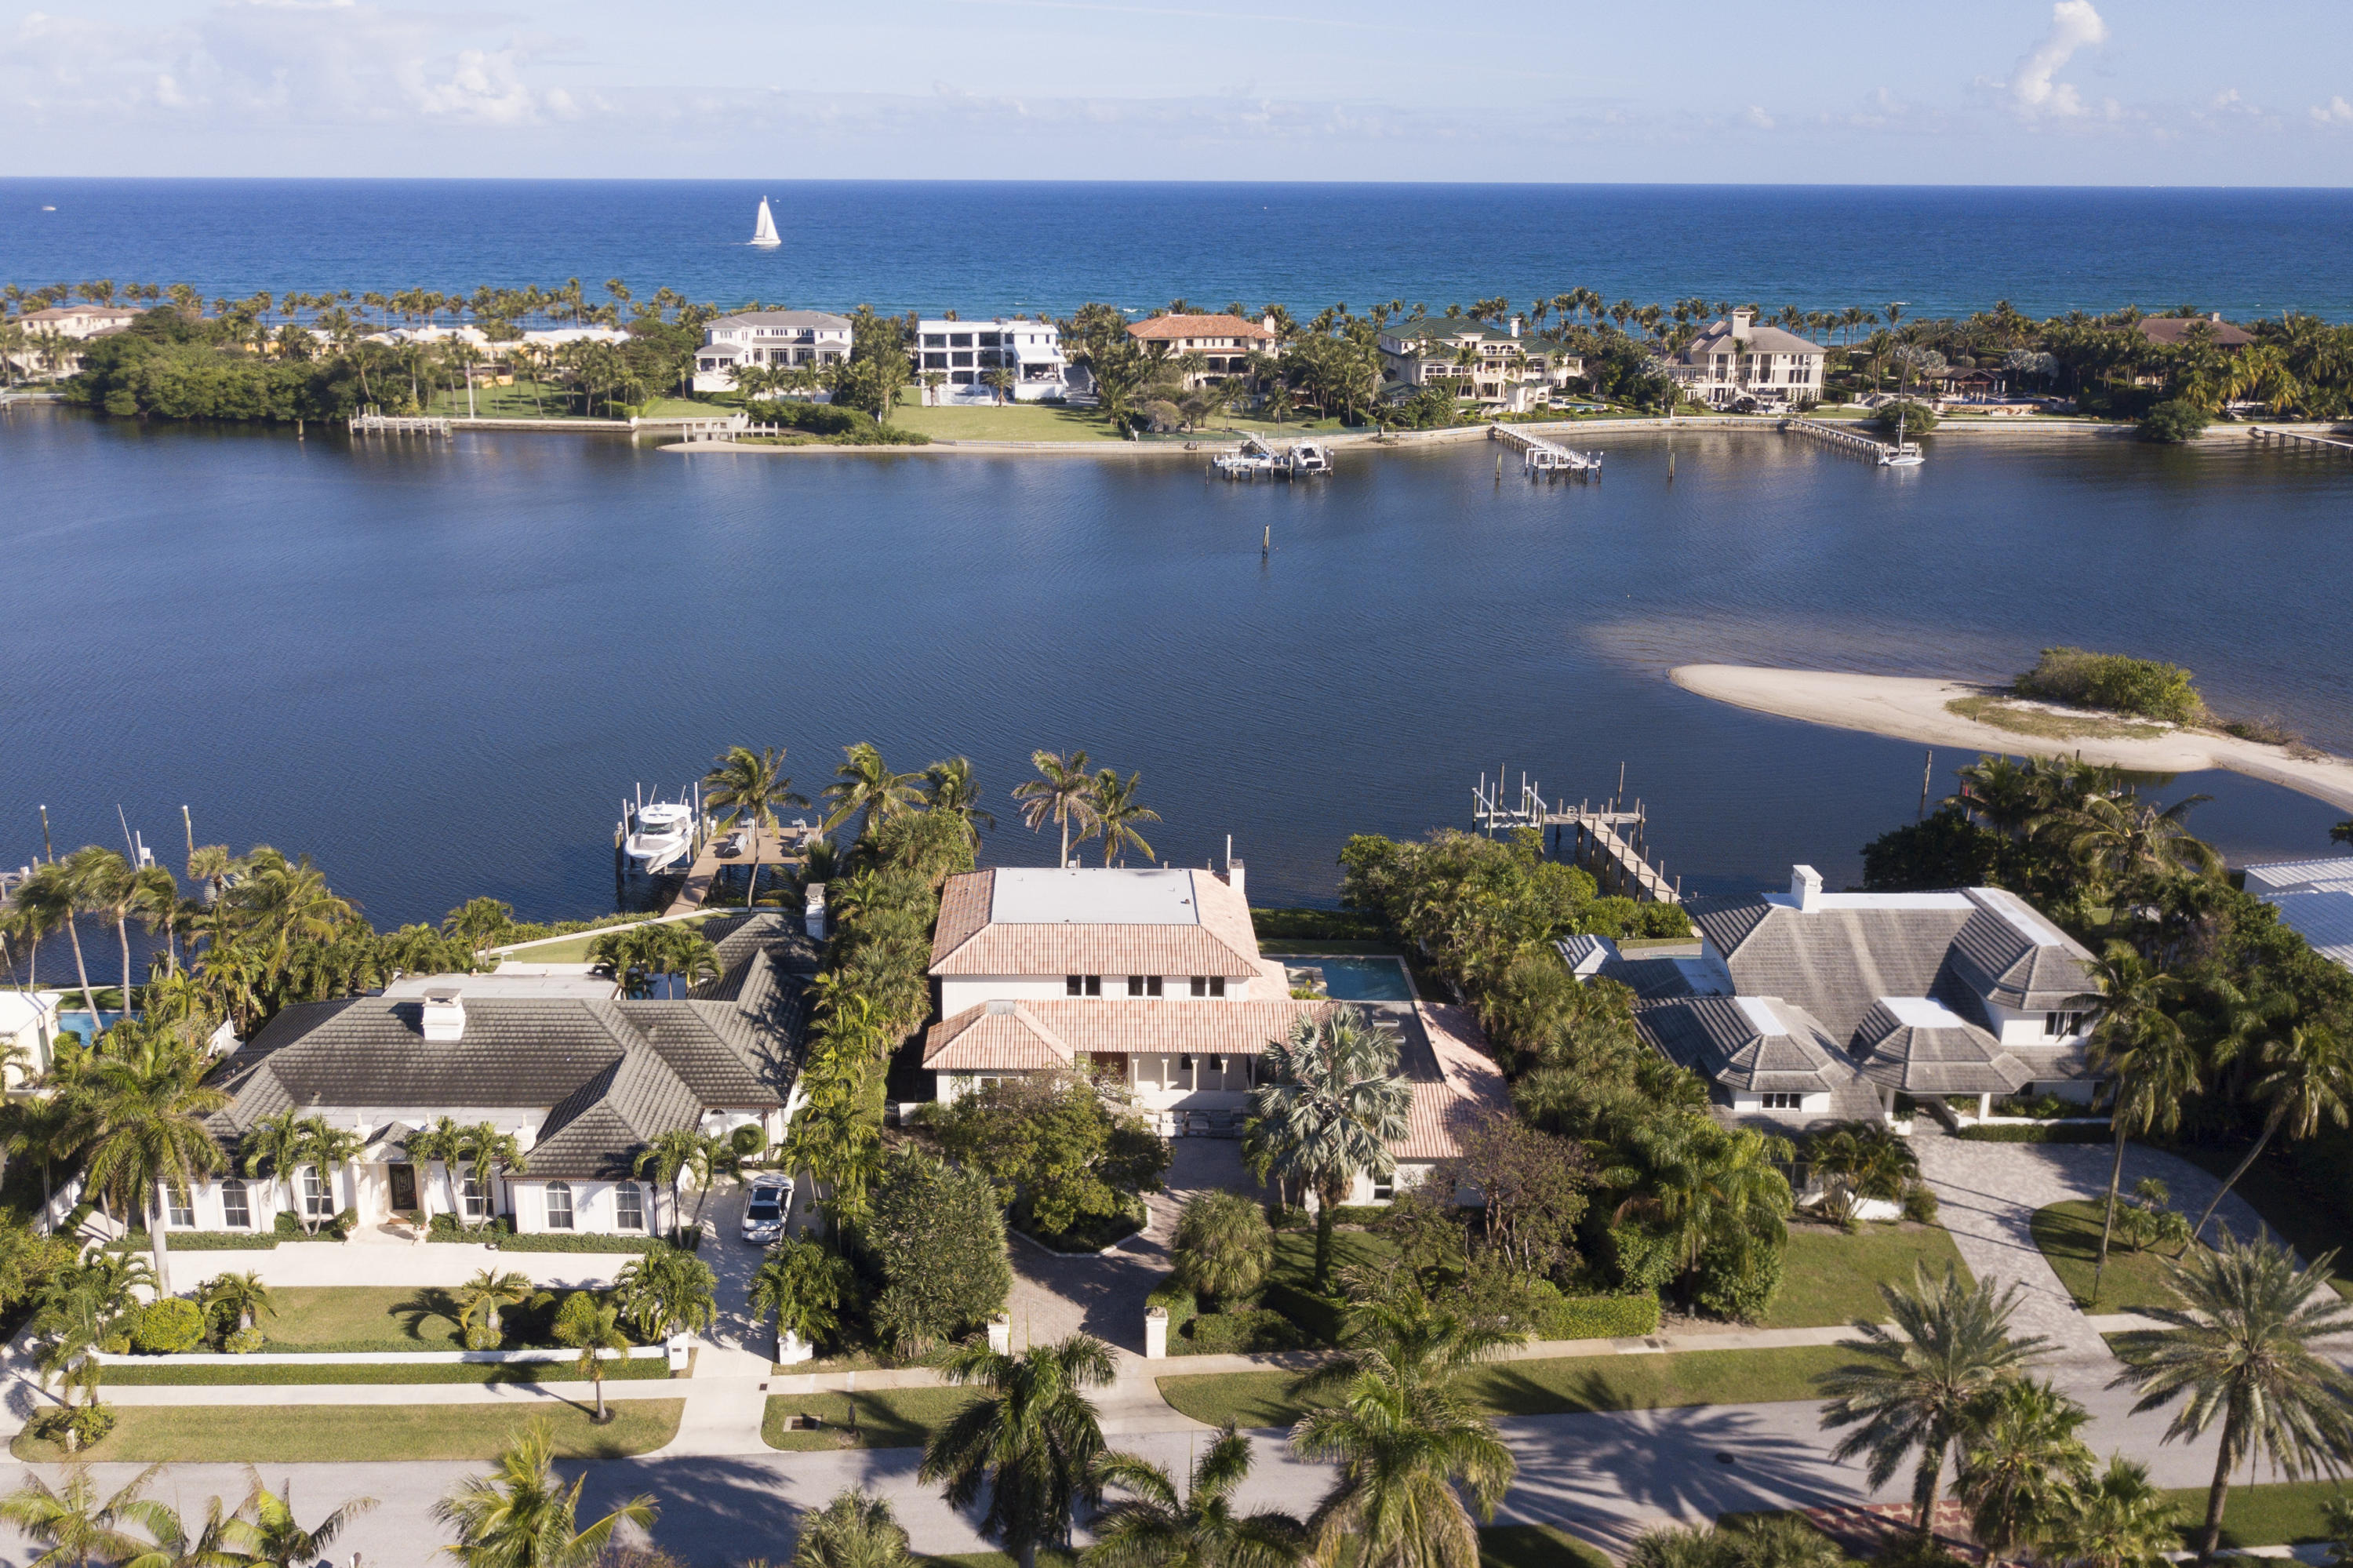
[1668, 664, 2353, 815]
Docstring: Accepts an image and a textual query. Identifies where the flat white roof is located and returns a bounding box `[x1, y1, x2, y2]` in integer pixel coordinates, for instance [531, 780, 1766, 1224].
[383, 973, 620, 999]
[1734, 996, 1787, 1035]
[1766, 892, 1976, 911]
[989, 868, 1202, 926]
[1975, 888, 2066, 948]
[1880, 995, 1971, 1029]
[2265, 890, 2353, 970]
[2245, 857, 2353, 894]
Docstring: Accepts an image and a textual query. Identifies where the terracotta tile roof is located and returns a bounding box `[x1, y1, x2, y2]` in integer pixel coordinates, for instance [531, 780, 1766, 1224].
[2137, 316, 2253, 348]
[923, 998, 1325, 1070]
[1126, 314, 1274, 343]
[929, 868, 1262, 979]
[1391, 1002, 1509, 1161]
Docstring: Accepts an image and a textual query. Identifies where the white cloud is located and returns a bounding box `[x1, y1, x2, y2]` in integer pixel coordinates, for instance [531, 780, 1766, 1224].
[2314, 95, 2353, 126]
[2004, 0, 2108, 118]
[1742, 104, 1774, 130]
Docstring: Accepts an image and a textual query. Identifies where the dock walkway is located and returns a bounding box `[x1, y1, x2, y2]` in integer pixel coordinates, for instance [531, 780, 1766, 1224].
[1472, 775, 1680, 904]
[664, 821, 818, 916]
[2250, 424, 2353, 454]
[1781, 416, 1915, 462]
[349, 407, 451, 437]
[1487, 422, 1600, 478]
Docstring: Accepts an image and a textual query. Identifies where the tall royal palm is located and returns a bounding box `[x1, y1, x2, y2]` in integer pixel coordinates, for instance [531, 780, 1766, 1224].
[2043, 792, 2223, 898]
[2192, 1018, 2353, 1240]
[19, 862, 102, 1023]
[1090, 769, 1161, 867]
[820, 744, 922, 840]
[61, 848, 142, 1006]
[2111, 1231, 2353, 1563]
[1820, 1264, 2051, 1536]
[1246, 1006, 1411, 1292]
[919, 1334, 1115, 1568]
[1013, 750, 1097, 868]
[434, 1421, 656, 1568]
[2071, 943, 2195, 1303]
[1955, 1377, 2095, 1562]
[1084, 1424, 1304, 1568]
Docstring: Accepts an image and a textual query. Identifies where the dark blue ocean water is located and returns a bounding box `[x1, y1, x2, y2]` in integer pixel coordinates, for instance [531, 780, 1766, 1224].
[4, 409, 2349, 928]
[6, 180, 2352, 323]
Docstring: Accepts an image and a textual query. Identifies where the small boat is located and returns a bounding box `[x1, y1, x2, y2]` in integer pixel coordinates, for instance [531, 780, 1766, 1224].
[1879, 411, 1925, 467]
[622, 800, 696, 875]
[1287, 441, 1333, 477]
[749, 197, 781, 249]
[41, 206, 56, 212]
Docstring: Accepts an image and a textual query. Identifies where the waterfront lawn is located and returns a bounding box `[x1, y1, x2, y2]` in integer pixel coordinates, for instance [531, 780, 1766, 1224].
[1758, 1221, 1972, 1329]
[11, 1400, 682, 1463]
[1155, 1344, 1851, 1428]
[104, 1357, 671, 1386]
[888, 397, 1120, 442]
[2032, 1199, 2191, 1313]
[761, 1388, 979, 1450]
[493, 914, 714, 966]
[421, 382, 618, 420]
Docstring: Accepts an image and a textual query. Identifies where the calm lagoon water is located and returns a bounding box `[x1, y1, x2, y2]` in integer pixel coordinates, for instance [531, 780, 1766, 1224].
[5, 409, 2350, 926]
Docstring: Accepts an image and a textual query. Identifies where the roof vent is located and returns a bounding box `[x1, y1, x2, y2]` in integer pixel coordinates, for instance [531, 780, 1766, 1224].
[1789, 864, 1823, 913]
[420, 988, 466, 1043]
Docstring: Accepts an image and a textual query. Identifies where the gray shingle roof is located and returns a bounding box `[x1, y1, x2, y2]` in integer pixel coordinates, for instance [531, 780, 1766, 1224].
[529, 1044, 704, 1179]
[1944, 891, 2097, 1012]
[1695, 900, 1973, 1042]
[1852, 1000, 2033, 1095]
[1637, 996, 1857, 1097]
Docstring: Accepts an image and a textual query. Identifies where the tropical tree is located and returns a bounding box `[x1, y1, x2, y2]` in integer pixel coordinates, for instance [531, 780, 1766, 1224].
[1819, 1264, 2051, 1535]
[1084, 1424, 1304, 1568]
[1013, 750, 1098, 868]
[552, 1293, 631, 1422]
[1246, 1006, 1411, 1291]
[918, 1334, 1117, 1568]
[199, 1270, 277, 1333]
[2046, 1457, 2184, 1568]
[791, 1490, 914, 1568]
[748, 1236, 856, 1359]
[1955, 1377, 2096, 1561]
[925, 757, 997, 849]
[62, 847, 144, 1004]
[456, 1268, 538, 1348]
[433, 1421, 656, 1568]
[460, 1121, 528, 1225]
[703, 745, 810, 904]
[0, 1464, 181, 1568]
[821, 744, 922, 839]
[1608, 1118, 1795, 1290]
[76, 1024, 230, 1292]
[2071, 943, 2195, 1303]
[17, 861, 102, 1022]
[2042, 791, 2224, 895]
[2192, 1019, 2353, 1239]
[635, 1126, 702, 1239]
[2111, 1231, 2353, 1563]
[441, 897, 515, 961]
[614, 1246, 718, 1341]
[1089, 769, 1160, 866]
[409, 1114, 468, 1224]
[1170, 1191, 1274, 1309]
[235, 1473, 379, 1568]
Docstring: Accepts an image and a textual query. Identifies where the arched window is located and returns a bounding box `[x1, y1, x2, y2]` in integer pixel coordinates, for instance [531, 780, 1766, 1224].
[545, 1181, 573, 1231]
[614, 1183, 644, 1231]
[221, 1178, 251, 1229]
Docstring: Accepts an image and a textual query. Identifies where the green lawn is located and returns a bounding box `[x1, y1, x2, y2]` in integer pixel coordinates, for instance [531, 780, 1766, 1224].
[887, 398, 1121, 442]
[421, 382, 616, 420]
[1759, 1223, 1972, 1329]
[762, 1388, 979, 1450]
[224, 1284, 625, 1353]
[104, 1357, 671, 1386]
[1155, 1344, 1852, 1428]
[494, 914, 714, 966]
[2173, 1145, 2353, 1299]
[12, 1400, 682, 1462]
[2160, 1480, 2353, 1548]
[2031, 1199, 2193, 1313]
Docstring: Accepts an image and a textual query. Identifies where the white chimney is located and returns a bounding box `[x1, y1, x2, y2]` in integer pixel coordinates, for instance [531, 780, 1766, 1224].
[1510, 315, 1522, 339]
[420, 987, 466, 1043]
[1260, 313, 1277, 337]
[1224, 836, 1245, 900]
[1789, 864, 1823, 913]
[2210, 311, 2223, 324]
[804, 882, 827, 941]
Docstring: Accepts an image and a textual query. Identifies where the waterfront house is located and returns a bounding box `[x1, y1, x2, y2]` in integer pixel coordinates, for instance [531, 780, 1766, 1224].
[693, 310, 854, 392]
[1377, 317, 1585, 413]
[1662, 311, 1825, 410]
[2242, 859, 2353, 974]
[9, 304, 143, 377]
[918, 861, 1504, 1200]
[912, 317, 1069, 402]
[2135, 313, 2254, 351]
[1609, 866, 2100, 1123]
[1124, 314, 1278, 388]
[158, 914, 813, 1238]
[0, 990, 63, 1088]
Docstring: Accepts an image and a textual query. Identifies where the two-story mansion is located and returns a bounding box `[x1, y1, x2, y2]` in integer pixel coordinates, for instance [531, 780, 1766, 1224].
[693, 310, 855, 392]
[156, 915, 815, 1239]
[912, 318, 1069, 402]
[1663, 311, 1825, 410]
[918, 862, 1506, 1202]
[1608, 867, 2101, 1123]
[1377, 318, 1585, 413]
[1124, 314, 1278, 388]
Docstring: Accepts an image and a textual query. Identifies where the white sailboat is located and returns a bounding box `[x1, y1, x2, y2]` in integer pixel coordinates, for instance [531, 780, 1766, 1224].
[749, 197, 781, 249]
[1879, 410, 1925, 467]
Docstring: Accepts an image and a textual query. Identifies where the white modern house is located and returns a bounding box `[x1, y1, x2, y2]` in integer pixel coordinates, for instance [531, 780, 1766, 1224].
[1662, 311, 1826, 409]
[1377, 317, 1585, 413]
[912, 318, 1068, 402]
[693, 310, 854, 392]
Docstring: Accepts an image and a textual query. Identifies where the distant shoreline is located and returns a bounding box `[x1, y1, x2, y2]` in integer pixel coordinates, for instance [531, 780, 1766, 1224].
[1667, 664, 2353, 814]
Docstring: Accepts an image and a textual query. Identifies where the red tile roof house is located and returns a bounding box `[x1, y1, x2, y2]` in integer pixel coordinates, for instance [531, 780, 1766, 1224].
[919, 862, 1505, 1202]
[1124, 314, 1278, 389]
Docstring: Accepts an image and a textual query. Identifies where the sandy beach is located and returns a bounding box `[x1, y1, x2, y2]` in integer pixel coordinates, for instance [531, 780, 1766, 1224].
[1669, 664, 2353, 814]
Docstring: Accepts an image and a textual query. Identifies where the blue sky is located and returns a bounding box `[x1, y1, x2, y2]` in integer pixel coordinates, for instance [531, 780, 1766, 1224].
[9, 0, 2353, 182]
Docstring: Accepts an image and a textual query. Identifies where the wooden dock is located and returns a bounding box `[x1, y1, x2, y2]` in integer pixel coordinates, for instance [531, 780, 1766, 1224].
[350, 408, 451, 437]
[1488, 423, 1601, 478]
[1472, 774, 1681, 904]
[2250, 425, 2353, 454]
[1782, 417, 1915, 463]
[664, 820, 820, 916]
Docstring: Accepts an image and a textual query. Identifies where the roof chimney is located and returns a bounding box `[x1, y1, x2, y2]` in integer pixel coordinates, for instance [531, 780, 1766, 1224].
[420, 987, 466, 1043]
[1509, 315, 1522, 339]
[805, 882, 827, 942]
[2211, 311, 2223, 324]
[1789, 864, 1823, 913]
[1260, 313, 1276, 337]
[1731, 309, 1754, 337]
[1224, 836, 1245, 901]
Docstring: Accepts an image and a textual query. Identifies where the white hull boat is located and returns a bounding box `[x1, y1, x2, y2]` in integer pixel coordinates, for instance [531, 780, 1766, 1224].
[749, 197, 781, 249]
[623, 801, 696, 875]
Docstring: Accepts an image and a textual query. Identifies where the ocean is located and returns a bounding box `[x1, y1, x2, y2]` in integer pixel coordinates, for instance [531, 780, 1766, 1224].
[6, 180, 2352, 323]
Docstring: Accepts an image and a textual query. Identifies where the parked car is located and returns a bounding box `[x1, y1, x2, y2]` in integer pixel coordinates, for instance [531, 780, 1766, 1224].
[740, 1173, 793, 1245]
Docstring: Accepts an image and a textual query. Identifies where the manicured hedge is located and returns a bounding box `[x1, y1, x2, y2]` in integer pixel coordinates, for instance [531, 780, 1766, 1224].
[1147, 1282, 1198, 1341]
[107, 1231, 278, 1252]
[1958, 1124, 2111, 1144]
[426, 1215, 665, 1253]
[1535, 1292, 1660, 1341]
[1258, 1280, 1347, 1346]
[1180, 1308, 1307, 1355]
[1249, 908, 1389, 942]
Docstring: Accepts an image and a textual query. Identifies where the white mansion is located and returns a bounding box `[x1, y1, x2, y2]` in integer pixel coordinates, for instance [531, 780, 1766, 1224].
[693, 310, 854, 392]
[1663, 311, 1826, 409]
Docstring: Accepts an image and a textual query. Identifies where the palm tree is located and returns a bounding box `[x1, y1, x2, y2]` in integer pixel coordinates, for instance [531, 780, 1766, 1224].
[0, 1464, 181, 1567]
[924, 758, 996, 848]
[18, 862, 101, 1023]
[1301, 1290, 1518, 1404]
[1013, 750, 1098, 867]
[434, 1421, 656, 1568]
[2072, 943, 2195, 1303]
[2046, 1457, 2184, 1568]
[918, 1334, 1116, 1568]
[1246, 1006, 1411, 1292]
[552, 1293, 631, 1422]
[702, 745, 810, 904]
[1085, 1424, 1304, 1568]
[1609, 1119, 1795, 1286]
[634, 1126, 701, 1239]
[1289, 1347, 1515, 1568]
[199, 1270, 276, 1333]
[2192, 1019, 2353, 1239]
[235, 1473, 378, 1568]
[614, 1246, 718, 1341]
[1955, 1377, 2095, 1561]
[791, 1490, 914, 1568]
[461, 1121, 528, 1225]
[2111, 1231, 2353, 1563]
[77, 1028, 229, 1293]
[820, 744, 922, 839]
[61, 847, 141, 1004]
[456, 1268, 537, 1348]
[1819, 1264, 2051, 1535]
[298, 1120, 363, 1235]
[1089, 769, 1160, 866]
[406, 1115, 467, 1226]
[748, 1236, 856, 1360]
[1170, 1191, 1274, 1309]
[2042, 791, 2223, 896]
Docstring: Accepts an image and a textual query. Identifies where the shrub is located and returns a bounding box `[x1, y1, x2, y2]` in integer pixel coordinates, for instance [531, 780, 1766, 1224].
[1147, 1280, 1198, 1341]
[272, 1209, 355, 1241]
[2013, 646, 2206, 725]
[2137, 399, 2210, 443]
[1872, 399, 1937, 435]
[1249, 908, 1388, 942]
[224, 1326, 266, 1354]
[1172, 1191, 1273, 1308]
[1956, 1123, 2111, 1144]
[105, 1231, 278, 1253]
[1536, 1291, 1661, 1341]
[131, 1297, 207, 1355]
[932, 1068, 1169, 1238]
[1900, 1182, 1940, 1224]
[860, 1147, 1013, 1355]
[1179, 1308, 1306, 1355]
[1692, 1239, 1783, 1322]
[1257, 1279, 1347, 1346]
[28, 1404, 117, 1450]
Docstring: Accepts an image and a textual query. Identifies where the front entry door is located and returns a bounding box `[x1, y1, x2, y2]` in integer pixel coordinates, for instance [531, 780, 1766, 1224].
[388, 1162, 418, 1212]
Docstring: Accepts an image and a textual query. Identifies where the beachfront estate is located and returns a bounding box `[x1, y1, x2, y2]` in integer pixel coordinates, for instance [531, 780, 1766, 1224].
[1664, 309, 1826, 409]
[1377, 316, 1587, 413]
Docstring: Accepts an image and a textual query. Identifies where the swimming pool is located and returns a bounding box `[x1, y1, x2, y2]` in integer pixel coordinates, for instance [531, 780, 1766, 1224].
[1302, 955, 1415, 1002]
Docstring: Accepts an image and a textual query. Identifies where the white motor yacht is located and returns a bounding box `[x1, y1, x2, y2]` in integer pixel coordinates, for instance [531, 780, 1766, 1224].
[623, 802, 696, 875]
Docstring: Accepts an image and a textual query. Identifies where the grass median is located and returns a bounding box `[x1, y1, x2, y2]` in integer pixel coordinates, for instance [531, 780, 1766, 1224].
[762, 1388, 980, 1450]
[2158, 1480, 2348, 1548]
[1158, 1344, 1854, 1429]
[12, 1400, 684, 1462]
[103, 1358, 675, 1386]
